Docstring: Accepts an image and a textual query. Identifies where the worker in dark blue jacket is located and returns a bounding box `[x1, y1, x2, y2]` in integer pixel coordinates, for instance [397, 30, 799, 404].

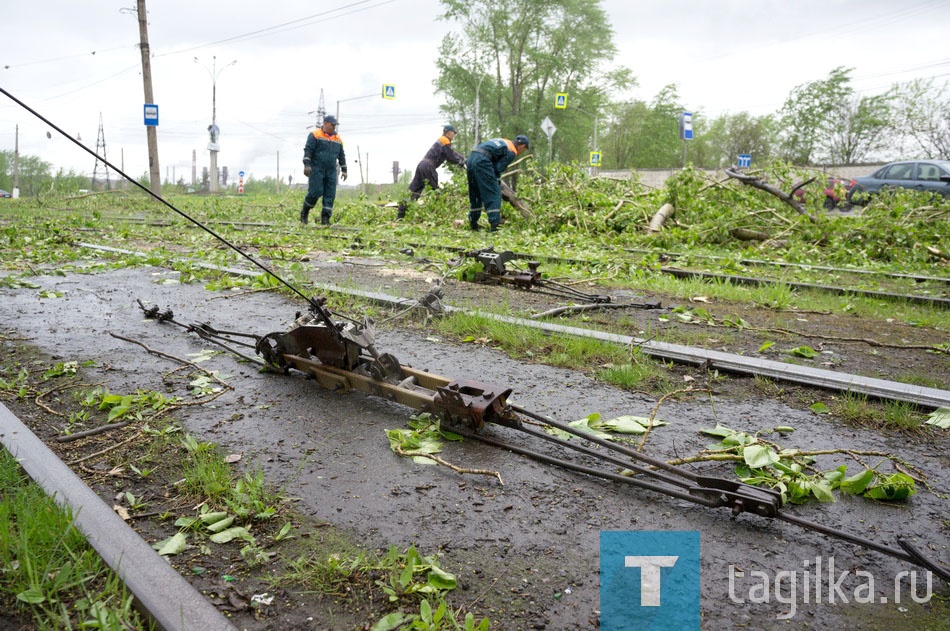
[397, 124, 467, 219]
[300, 115, 347, 225]
[465, 135, 529, 231]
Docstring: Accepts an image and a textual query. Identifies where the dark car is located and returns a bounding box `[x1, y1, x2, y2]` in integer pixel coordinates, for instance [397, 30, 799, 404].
[847, 160, 950, 204]
[0, 189, 12, 198]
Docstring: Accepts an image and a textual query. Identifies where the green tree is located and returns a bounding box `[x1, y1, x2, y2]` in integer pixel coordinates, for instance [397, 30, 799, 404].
[777, 66, 853, 165]
[697, 112, 777, 168]
[891, 78, 950, 160]
[825, 92, 894, 164]
[13, 155, 54, 197]
[0, 150, 12, 190]
[601, 85, 684, 168]
[434, 0, 633, 164]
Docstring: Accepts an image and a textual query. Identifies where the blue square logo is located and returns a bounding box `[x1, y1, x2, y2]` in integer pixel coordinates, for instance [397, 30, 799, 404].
[600, 531, 700, 630]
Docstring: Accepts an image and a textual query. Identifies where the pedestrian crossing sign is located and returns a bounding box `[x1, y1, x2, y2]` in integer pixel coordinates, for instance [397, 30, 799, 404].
[382, 84, 396, 100]
[555, 93, 568, 109]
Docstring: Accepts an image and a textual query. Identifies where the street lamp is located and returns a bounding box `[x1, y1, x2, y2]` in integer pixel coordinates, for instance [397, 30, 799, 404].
[194, 55, 237, 192]
[335, 92, 377, 127]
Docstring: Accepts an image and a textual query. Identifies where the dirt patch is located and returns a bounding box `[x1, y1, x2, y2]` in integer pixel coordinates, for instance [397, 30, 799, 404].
[1, 259, 948, 630]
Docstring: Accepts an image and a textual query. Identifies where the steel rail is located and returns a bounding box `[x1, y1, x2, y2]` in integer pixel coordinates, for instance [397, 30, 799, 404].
[623, 247, 950, 285]
[0, 403, 238, 630]
[658, 266, 949, 309]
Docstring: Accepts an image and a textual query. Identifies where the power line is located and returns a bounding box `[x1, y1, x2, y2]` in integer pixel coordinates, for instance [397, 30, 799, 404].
[3, 45, 131, 70]
[152, 0, 398, 59]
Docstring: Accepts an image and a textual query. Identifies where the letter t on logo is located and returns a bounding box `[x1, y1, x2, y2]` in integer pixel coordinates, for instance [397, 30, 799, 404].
[625, 556, 679, 606]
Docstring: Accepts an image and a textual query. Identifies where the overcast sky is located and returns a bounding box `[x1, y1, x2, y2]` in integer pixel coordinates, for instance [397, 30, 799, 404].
[2, 0, 948, 187]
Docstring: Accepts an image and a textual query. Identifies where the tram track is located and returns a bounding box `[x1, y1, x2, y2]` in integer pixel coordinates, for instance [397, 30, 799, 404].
[78, 242, 950, 409]
[4, 211, 948, 306]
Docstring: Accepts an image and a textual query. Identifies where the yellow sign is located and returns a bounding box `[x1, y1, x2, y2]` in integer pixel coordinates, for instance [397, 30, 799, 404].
[555, 93, 568, 109]
[382, 84, 396, 100]
[589, 151, 602, 167]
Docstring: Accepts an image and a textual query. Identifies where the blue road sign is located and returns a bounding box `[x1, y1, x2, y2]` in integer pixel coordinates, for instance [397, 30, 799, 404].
[680, 112, 693, 140]
[144, 104, 159, 126]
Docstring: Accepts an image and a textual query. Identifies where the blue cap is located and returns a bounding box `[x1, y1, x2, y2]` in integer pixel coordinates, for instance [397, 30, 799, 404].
[443, 124, 456, 133]
[515, 134, 530, 149]
[323, 115, 338, 125]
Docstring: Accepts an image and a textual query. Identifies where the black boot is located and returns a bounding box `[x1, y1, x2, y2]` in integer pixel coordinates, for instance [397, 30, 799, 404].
[321, 211, 331, 226]
[300, 203, 312, 225]
[468, 210, 481, 231]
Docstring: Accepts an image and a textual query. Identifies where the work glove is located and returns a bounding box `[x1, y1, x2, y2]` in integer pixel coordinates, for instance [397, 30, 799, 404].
[303, 166, 312, 177]
[340, 168, 348, 181]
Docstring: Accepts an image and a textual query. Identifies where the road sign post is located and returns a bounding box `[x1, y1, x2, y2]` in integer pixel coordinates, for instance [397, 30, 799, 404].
[541, 116, 557, 164]
[680, 112, 693, 167]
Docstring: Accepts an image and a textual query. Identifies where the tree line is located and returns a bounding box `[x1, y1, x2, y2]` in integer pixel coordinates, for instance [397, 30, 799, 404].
[433, 0, 950, 170]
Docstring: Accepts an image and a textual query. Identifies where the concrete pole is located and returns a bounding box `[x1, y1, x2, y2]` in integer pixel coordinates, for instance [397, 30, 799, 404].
[136, 0, 161, 196]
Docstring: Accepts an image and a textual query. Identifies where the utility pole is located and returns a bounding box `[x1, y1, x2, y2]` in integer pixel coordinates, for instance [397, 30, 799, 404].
[92, 113, 111, 191]
[136, 0, 161, 196]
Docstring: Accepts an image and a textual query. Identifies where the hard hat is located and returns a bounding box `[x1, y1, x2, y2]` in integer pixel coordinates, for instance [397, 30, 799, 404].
[323, 115, 338, 125]
[515, 134, 530, 149]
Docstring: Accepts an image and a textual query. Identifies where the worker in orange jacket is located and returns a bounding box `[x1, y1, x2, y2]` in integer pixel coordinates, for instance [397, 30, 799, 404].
[466, 135, 529, 231]
[397, 124, 467, 219]
[300, 115, 347, 225]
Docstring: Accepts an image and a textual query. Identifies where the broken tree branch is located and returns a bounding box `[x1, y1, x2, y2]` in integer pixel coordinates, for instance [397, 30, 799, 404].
[394, 446, 504, 484]
[725, 168, 816, 222]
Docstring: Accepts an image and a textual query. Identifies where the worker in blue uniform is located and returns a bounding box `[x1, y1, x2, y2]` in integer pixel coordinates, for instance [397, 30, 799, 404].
[465, 135, 529, 231]
[397, 124, 467, 219]
[301, 115, 347, 225]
